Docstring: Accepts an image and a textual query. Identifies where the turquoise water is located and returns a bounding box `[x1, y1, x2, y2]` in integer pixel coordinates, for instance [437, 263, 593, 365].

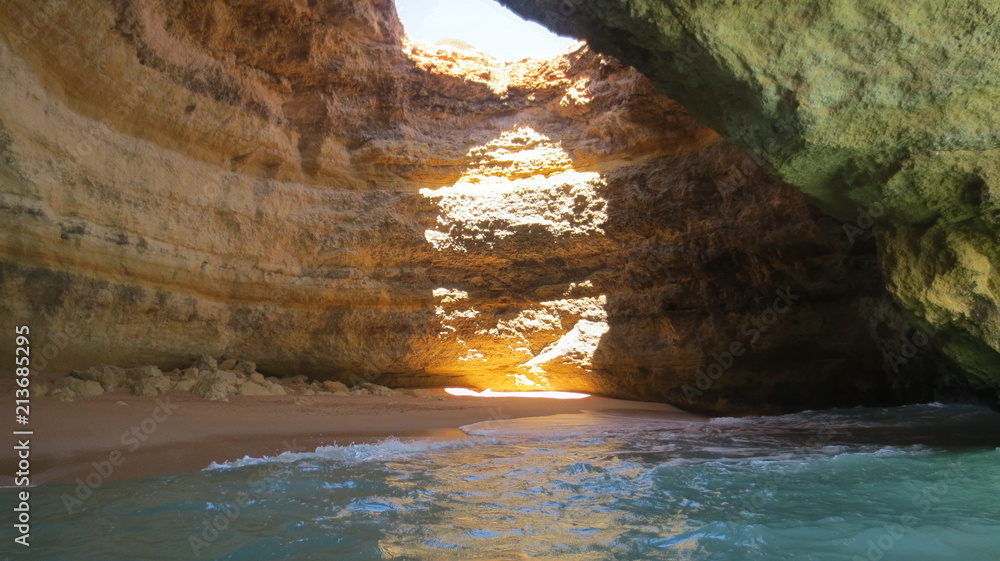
[7, 403, 1000, 560]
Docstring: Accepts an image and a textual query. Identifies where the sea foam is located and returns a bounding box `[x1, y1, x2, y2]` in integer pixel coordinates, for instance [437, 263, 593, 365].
[204, 436, 500, 470]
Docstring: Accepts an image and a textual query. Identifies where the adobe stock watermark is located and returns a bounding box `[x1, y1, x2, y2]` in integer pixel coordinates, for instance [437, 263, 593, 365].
[845, 192, 979, 245]
[682, 288, 799, 403]
[691, 425, 851, 524]
[30, 317, 94, 373]
[545, 0, 583, 20]
[188, 438, 306, 557]
[843, 200, 943, 371]
[14, 0, 64, 42]
[882, 318, 939, 373]
[742, 426, 851, 515]
[61, 398, 181, 513]
[853, 460, 969, 561]
[843, 202, 887, 244]
[687, 467, 792, 524]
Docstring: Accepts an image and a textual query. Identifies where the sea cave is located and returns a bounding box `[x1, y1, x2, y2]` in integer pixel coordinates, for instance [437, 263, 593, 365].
[1, 0, 999, 559]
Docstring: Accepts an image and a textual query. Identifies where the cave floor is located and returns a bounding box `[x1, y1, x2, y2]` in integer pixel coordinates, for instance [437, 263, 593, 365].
[3, 389, 702, 485]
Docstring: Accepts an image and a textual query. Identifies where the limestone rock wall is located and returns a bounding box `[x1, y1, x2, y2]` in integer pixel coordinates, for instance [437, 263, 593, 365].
[500, 0, 1000, 403]
[0, 0, 964, 413]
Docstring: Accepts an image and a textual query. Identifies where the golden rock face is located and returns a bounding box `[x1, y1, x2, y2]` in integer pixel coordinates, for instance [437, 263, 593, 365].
[0, 0, 950, 412]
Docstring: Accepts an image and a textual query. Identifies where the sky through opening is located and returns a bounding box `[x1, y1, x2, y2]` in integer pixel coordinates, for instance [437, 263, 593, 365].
[395, 0, 578, 62]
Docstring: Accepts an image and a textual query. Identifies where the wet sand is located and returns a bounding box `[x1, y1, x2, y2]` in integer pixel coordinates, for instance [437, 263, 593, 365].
[2, 389, 703, 486]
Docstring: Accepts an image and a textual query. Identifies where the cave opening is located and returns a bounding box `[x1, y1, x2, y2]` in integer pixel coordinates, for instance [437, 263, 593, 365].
[394, 0, 578, 62]
[384, 0, 918, 414]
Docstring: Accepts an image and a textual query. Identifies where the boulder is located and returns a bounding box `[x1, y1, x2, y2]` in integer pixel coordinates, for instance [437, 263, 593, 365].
[54, 377, 104, 398]
[191, 371, 239, 401]
[361, 383, 395, 397]
[73, 365, 126, 391]
[234, 361, 257, 376]
[134, 376, 174, 397]
[238, 381, 272, 396]
[322, 381, 349, 393]
[123, 366, 162, 383]
[174, 379, 197, 392]
[191, 355, 218, 372]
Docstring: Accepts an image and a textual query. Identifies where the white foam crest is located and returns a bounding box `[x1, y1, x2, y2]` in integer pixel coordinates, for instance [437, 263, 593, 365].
[708, 408, 910, 433]
[460, 411, 700, 438]
[204, 437, 499, 471]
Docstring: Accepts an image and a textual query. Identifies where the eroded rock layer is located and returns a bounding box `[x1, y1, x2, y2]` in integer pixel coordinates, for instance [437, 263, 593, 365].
[500, 0, 1000, 402]
[0, 0, 964, 412]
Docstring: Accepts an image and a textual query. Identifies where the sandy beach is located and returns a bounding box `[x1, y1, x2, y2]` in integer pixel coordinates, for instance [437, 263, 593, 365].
[2, 389, 703, 486]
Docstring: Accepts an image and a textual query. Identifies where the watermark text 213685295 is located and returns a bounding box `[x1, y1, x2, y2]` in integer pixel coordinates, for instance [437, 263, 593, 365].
[15, 326, 31, 426]
[14, 325, 33, 547]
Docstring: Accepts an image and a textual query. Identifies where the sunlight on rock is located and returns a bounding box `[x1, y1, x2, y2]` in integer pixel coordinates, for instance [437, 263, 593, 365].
[419, 122, 612, 391]
[511, 373, 543, 387]
[420, 126, 607, 252]
[521, 317, 610, 374]
[444, 388, 590, 399]
[430, 287, 608, 389]
[466, 126, 575, 179]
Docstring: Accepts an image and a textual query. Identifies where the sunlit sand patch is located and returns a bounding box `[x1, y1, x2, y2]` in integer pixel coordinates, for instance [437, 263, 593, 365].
[445, 388, 590, 399]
